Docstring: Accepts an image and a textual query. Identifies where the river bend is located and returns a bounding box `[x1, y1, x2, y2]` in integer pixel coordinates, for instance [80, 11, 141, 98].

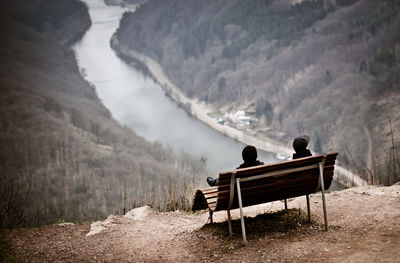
[73, 0, 275, 173]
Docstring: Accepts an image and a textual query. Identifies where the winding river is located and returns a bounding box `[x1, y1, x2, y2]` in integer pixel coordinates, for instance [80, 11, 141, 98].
[73, 0, 275, 173]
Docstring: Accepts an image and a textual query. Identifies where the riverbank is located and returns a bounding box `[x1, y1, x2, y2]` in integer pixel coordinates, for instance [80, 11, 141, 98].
[103, 0, 142, 9]
[110, 36, 365, 187]
[110, 37, 293, 155]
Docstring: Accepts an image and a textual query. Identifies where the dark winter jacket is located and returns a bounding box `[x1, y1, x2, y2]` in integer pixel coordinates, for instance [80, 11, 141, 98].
[237, 160, 264, 169]
[292, 149, 312, 159]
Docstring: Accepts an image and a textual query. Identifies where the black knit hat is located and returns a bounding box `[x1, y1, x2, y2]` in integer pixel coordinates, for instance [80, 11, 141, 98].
[293, 135, 310, 153]
[242, 145, 257, 162]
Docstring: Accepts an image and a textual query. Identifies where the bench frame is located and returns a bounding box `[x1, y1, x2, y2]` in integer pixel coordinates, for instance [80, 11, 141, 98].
[228, 159, 328, 244]
[193, 153, 337, 244]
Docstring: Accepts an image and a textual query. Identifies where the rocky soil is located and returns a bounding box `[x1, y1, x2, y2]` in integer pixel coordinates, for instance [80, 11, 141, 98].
[3, 184, 400, 262]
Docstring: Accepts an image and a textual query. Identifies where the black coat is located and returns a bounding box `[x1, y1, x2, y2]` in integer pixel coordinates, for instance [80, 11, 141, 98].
[292, 149, 312, 159]
[237, 160, 264, 169]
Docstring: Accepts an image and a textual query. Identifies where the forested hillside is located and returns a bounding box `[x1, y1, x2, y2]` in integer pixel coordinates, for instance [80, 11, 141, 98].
[115, 0, 400, 181]
[0, 0, 207, 228]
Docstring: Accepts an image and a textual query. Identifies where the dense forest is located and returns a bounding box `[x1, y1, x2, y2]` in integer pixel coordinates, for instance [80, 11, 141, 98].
[115, 0, 400, 182]
[0, 0, 208, 229]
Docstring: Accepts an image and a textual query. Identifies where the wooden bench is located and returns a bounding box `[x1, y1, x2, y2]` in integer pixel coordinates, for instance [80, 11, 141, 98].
[192, 152, 338, 243]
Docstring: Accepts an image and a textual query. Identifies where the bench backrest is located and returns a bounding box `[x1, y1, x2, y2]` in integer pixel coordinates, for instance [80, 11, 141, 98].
[214, 152, 338, 211]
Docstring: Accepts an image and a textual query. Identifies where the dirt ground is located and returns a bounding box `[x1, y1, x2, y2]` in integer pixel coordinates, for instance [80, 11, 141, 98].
[3, 184, 400, 262]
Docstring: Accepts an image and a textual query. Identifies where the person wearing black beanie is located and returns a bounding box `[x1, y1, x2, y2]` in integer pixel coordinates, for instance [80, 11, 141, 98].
[206, 145, 264, 186]
[237, 145, 264, 169]
[292, 135, 312, 159]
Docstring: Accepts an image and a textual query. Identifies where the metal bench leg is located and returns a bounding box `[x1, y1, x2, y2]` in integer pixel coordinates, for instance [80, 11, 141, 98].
[284, 199, 288, 210]
[306, 194, 311, 222]
[209, 210, 213, 224]
[319, 163, 328, 231]
[227, 171, 236, 237]
[227, 210, 232, 236]
[236, 178, 247, 245]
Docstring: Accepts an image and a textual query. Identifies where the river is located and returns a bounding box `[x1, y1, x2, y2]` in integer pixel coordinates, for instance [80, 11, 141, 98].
[73, 0, 275, 173]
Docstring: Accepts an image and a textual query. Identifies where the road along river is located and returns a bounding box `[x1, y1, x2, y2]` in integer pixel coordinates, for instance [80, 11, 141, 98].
[74, 0, 365, 187]
[73, 0, 276, 173]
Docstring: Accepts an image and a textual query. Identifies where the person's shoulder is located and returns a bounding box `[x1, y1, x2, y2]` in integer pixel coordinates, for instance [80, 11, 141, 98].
[237, 160, 264, 169]
[237, 163, 245, 169]
[292, 150, 312, 159]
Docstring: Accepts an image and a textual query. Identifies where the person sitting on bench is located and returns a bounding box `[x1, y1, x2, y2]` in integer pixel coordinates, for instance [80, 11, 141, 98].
[206, 145, 264, 186]
[292, 135, 312, 159]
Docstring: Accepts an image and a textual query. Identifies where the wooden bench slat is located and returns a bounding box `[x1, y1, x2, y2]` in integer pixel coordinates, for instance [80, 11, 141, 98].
[217, 166, 334, 193]
[218, 156, 324, 179]
[218, 169, 317, 187]
[204, 192, 218, 199]
[206, 197, 217, 204]
[214, 176, 334, 211]
[216, 188, 317, 211]
[218, 167, 318, 186]
[215, 171, 334, 204]
[217, 174, 320, 197]
[235, 173, 333, 199]
[202, 187, 218, 194]
[218, 159, 334, 182]
[324, 160, 336, 167]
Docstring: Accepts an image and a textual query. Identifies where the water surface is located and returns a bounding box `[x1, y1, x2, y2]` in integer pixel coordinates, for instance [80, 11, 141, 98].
[73, 0, 275, 173]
